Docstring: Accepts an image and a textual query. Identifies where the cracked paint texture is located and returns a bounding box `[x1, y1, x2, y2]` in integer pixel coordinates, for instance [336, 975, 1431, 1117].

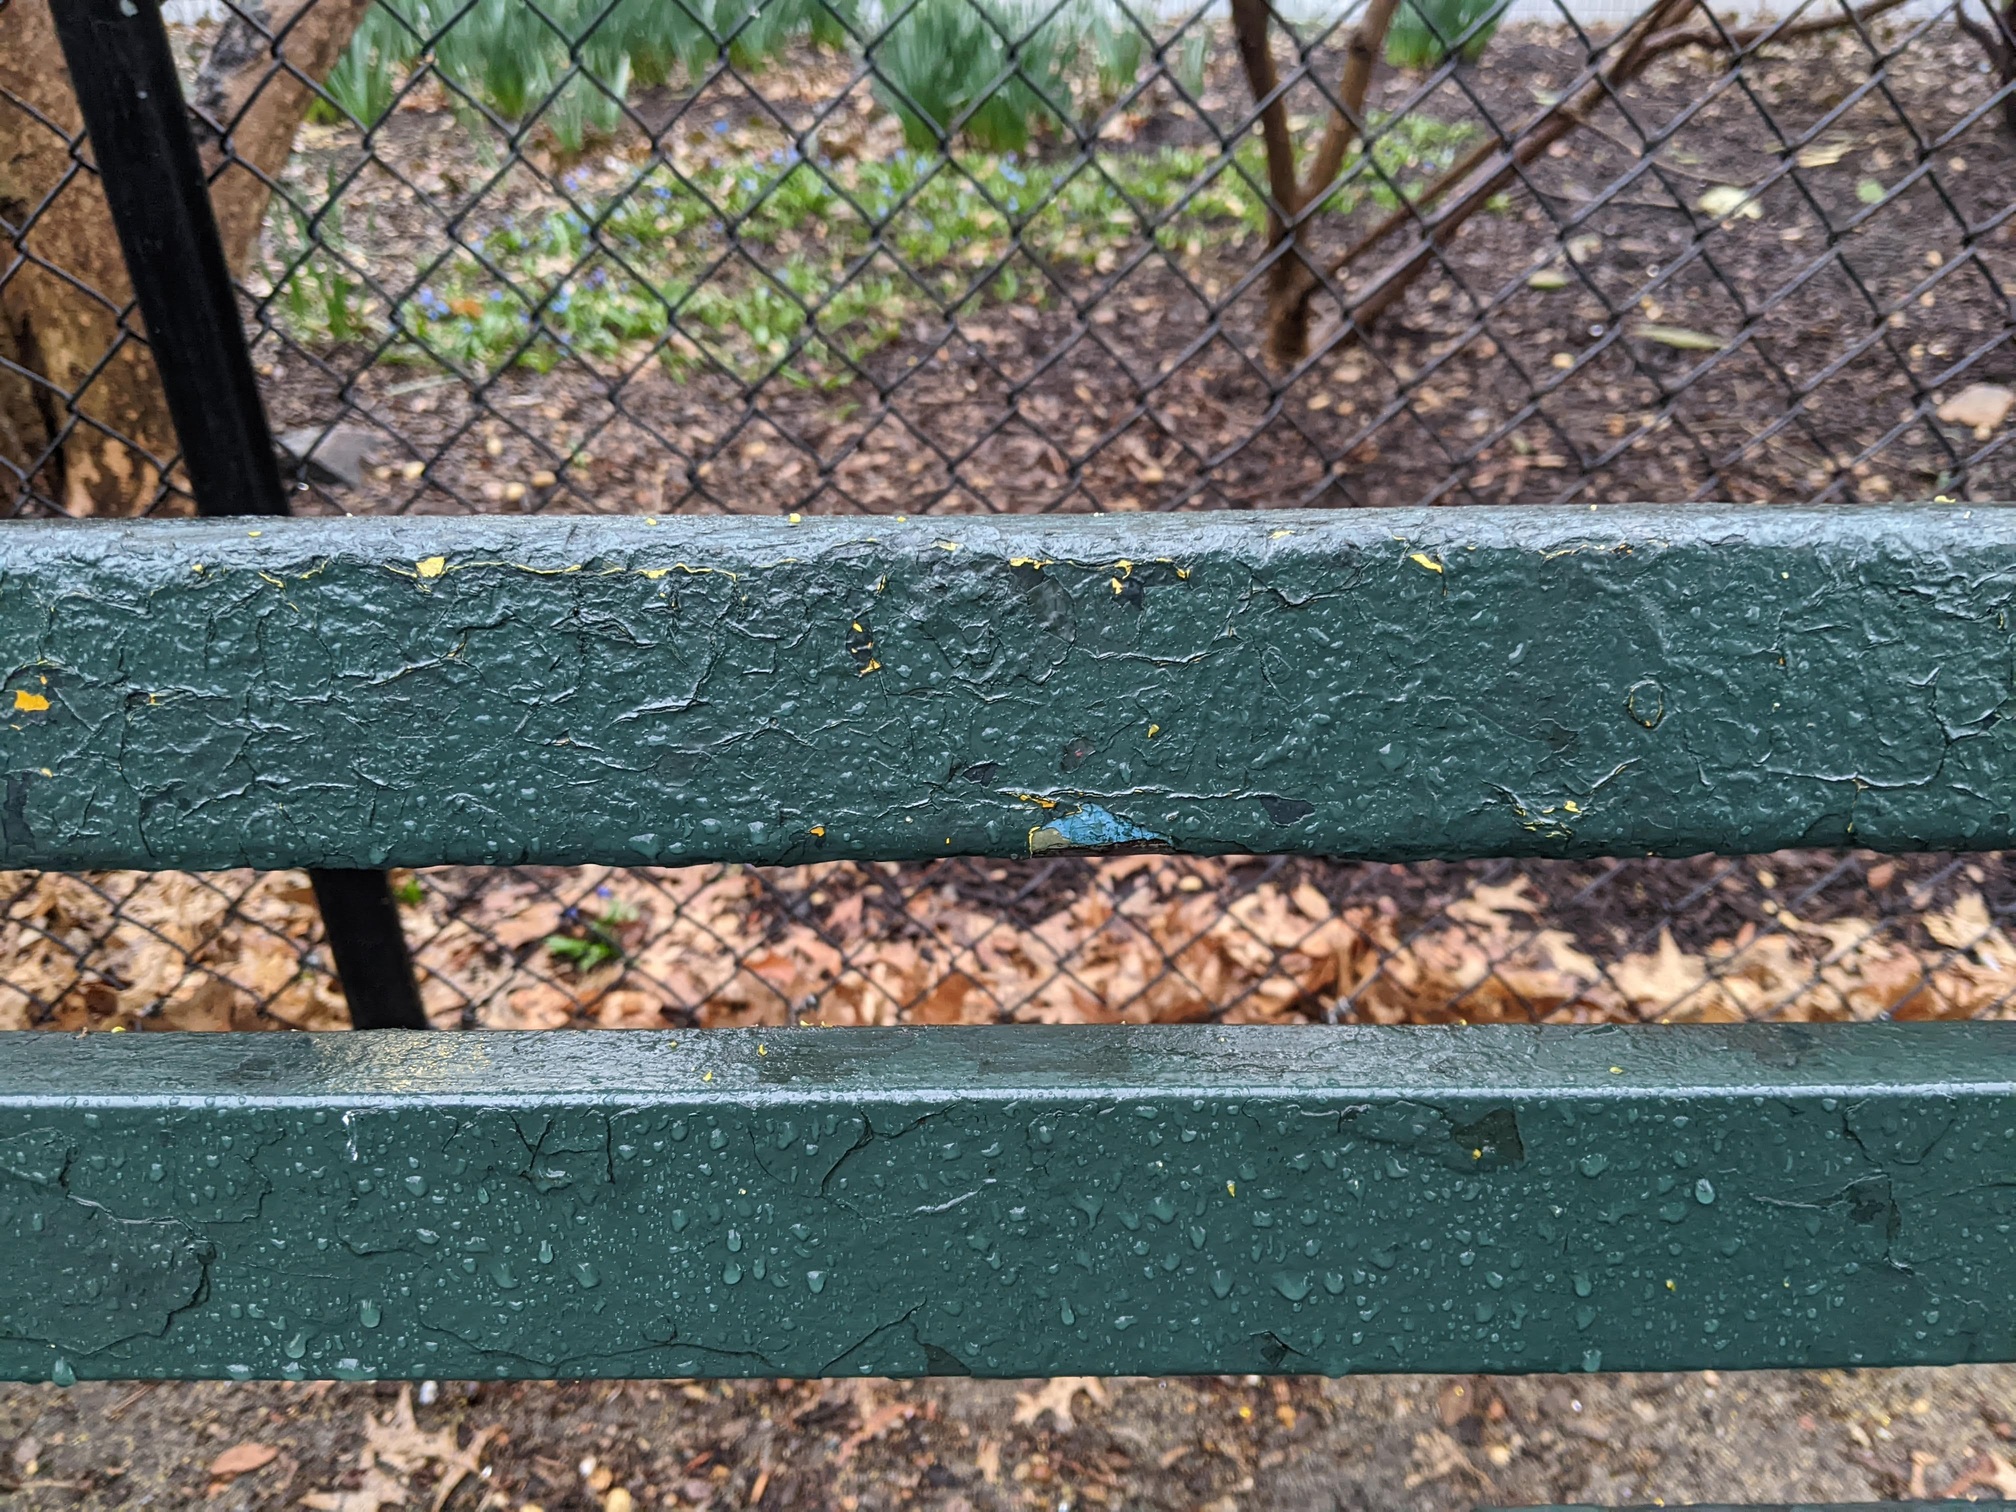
[4, 1024, 2016, 1381]
[2, 505, 2014, 868]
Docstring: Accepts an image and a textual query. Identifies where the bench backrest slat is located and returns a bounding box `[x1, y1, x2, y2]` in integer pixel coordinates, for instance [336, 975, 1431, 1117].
[2, 505, 2007, 872]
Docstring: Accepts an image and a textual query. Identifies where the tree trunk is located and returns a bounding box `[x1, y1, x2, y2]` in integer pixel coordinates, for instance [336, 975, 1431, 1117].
[0, 0, 369, 516]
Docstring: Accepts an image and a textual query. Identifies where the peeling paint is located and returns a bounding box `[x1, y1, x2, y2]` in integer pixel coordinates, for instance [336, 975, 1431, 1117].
[1027, 802, 1167, 854]
[0, 506, 2011, 869]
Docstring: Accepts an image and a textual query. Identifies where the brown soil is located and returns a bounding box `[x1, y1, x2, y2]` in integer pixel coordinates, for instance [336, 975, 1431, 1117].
[8, 1363, 2016, 1510]
[237, 22, 2016, 525]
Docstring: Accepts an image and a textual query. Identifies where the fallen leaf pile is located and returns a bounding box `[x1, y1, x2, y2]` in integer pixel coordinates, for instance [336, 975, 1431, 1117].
[2, 857, 2011, 1033]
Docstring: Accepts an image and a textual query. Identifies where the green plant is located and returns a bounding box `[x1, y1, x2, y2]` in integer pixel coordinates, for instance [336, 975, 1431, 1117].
[267, 170, 371, 342]
[392, 877, 427, 907]
[1386, 0, 1507, 67]
[315, 0, 427, 126]
[545, 897, 639, 973]
[272, 106, 1481, 380]
[868, 0, 1072, 152]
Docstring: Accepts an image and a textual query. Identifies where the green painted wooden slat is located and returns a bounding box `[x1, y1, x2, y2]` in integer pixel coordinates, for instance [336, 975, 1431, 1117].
[5, 1022, 2016, 1383]
[2, 505, 2014, 871]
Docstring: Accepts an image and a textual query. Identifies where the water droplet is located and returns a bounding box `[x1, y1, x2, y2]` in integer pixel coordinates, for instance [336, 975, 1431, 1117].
[404, 1174, 427, 1196]
[50, 1358, 75, 1388]
[284, 1331, 308, 1361]
[1578, 1153, 1609, 1178]
[723, 1262, 743, 1285]
[1209, 1269, 1233, 1299]
[538, 1240, 554, 1264]
[806, 1270, 826, 1294]
[709, 1128, 728, 1150]
[359, 1299, 382, 1329]
[1695, 1178, 1716, 1206]
[574, 1262, 600, 1290]
[1148, 1196, 1176, 1224]
[1188, 1225, 1207, 1250]
[727, 1228, 743, 1253]
[490, 1260, 519, 1290]
[1582, 1348, 1603, 1372]
[1059, 1299, 1075, 1325]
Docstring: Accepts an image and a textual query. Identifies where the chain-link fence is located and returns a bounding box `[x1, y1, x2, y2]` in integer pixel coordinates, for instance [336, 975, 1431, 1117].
[4, 0, 2016, 1034]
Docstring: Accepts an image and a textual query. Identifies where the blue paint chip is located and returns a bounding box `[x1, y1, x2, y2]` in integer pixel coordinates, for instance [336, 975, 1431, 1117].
[1030, 803, 1165, 854]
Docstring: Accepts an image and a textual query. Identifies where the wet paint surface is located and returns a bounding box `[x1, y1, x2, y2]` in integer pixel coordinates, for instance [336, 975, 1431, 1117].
[1, 505, 2013, 869]
[4, 1023, 2016, 1381]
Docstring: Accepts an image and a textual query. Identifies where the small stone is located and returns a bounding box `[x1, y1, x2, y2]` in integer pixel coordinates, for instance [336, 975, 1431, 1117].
[531, 470, 558, 489]
[1938, 382, 2016, 433]
[277, 425, 381, 489]
[503, 482, 527, 503]
[604, 1491, 635, 1512]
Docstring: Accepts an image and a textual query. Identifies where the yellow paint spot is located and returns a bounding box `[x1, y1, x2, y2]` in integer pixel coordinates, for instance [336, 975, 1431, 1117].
[640, 568, 669, 579]
[1110, 578, 1125, 594]
[12, 690, 48, 713]
[1473, 1148, 1482, 1160]
[935, 540, 960, 553]
[1610, 1066, 1623, 1074]
[1009, 557, 1049, 570]
[192, 564, 204, 574]
[1176, 566, 1191, 580]
[1270, 529, 1293, 539]
[247, 529, 262, 538]
[645, 517, 659, 525]
[1146, 723, 1161, 738]
[758, 1044, 767, 1056]
[259, 571, 286, 588]
[851, 622, 863, 632]
[809, 825, 826, 838]
[416, 556, 447, 579]
[1666, 1279, 1676, 1291]
[1226, 1181, 1236, 1196]
[39, 768, 51, 777]
[703, 1071, 714, 1082]
[789, 513, 802, 524]
[1563, 799, 1581, 814]
[1115, 559, 1133, 573]
[1014, 793, 1059, 809]
[1409, 552, 1444, 573]
[857, 657, 882, 676]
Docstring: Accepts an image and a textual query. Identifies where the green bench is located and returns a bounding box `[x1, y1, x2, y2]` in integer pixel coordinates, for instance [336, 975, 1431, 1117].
[9, 9, 2016, 1512]
[6, 506, 2016, 1388]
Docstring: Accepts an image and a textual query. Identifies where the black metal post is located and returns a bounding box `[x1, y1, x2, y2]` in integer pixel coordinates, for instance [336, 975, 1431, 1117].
[51, 0, 429, 1030]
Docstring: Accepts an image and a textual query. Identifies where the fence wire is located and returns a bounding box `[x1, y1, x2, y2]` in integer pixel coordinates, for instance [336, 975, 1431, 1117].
[3, 0, 2016, 1032]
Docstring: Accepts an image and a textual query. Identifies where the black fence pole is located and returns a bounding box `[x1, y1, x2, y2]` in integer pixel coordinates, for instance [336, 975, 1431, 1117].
[50, 0, 429, 1031]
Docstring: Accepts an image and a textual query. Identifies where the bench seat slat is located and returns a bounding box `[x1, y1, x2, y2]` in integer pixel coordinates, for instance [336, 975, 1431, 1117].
[4, 1022, 2015, 1382]
[1, 505, 2012, 870]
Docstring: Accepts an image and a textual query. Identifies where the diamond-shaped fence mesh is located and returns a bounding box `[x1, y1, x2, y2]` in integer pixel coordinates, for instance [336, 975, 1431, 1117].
[3, 0, 2015, 1034]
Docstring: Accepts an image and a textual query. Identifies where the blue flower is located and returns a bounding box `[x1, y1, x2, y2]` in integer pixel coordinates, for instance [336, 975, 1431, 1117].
[415, 287, 449, 317]
[712, 118, 730, 134]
